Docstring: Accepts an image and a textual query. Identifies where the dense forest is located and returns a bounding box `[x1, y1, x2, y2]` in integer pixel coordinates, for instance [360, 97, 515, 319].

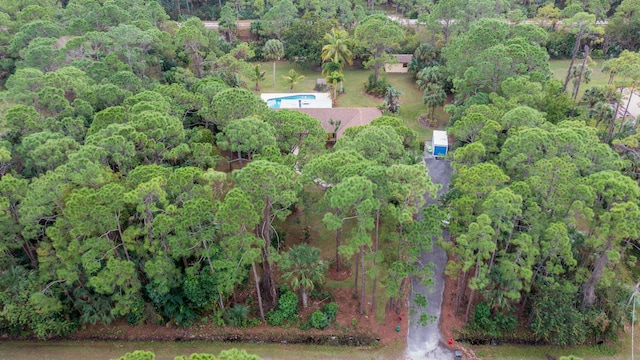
[0, 0, 639, 349]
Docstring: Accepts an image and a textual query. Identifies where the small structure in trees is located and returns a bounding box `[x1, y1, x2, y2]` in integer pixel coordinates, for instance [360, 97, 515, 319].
[385, 54, 412, 73]
[431, 130, 449, 157]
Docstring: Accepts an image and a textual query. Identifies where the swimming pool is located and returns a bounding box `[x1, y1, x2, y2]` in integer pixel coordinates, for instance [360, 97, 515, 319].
[266, 94, 316, 108]
[261, 93, 333, 109]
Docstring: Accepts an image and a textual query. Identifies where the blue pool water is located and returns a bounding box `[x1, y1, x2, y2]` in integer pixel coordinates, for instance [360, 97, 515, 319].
[266, 94, 316, 108]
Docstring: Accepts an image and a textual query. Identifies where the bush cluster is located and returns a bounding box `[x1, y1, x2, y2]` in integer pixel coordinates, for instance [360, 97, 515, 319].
[363, 74, 390, 97]
[266, 290, 299, 327]
[309, 302, 339, 330]
[468, 302, 517, 339]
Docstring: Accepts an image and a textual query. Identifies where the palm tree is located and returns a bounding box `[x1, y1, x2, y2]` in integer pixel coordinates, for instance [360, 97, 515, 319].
[322, 29, 353, 94]
[282, 69, 305, 90]
[263, 39, 284, 88]
[582, 86, 606, 108]
[321, 61, 341, 77]
[589, 101, 614, 128]
[383, 86, 402, 113]
[424, 83, 446, 122]
[281, 244, 327, 308]
[322, 61, 343, 93]
[416, 66, 444, 91]
[321, 28, 353, 68]
[249, 64, 266, 91]
[326, 71, 344, 100]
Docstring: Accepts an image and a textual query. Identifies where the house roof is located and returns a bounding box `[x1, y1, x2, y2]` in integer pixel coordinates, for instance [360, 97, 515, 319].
[295, 108, 383, 139]
[392, 54, 413, 63]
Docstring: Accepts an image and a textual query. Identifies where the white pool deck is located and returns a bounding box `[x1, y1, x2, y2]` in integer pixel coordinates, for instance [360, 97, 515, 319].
[261, 93, 332, 109]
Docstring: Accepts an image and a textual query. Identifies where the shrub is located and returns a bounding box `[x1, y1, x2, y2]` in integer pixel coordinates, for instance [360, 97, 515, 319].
[364, 74, 390, 97]
[266, 290, 299, 327]
[310, 310, 330, 329]
[278, 290, 298, 320]
[468, 302, 517, 338]
[182, 273, 217, 308]
[530, 284, 586, 346]
[470, 302, 495, 334]
[546, 31, 576, 59]
[266, 309, 286, 327]
[210, 310, 226, 327]
[224, 304, 250, 327]
[322, 302, 339, 322]
[126, 296, 145, 325]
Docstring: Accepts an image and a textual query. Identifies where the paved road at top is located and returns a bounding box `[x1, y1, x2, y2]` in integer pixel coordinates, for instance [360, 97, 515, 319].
[405, 153, 454, 360]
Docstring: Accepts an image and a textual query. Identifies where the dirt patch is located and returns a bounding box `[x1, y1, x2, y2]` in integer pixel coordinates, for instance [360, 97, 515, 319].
[327, 266, 351, 281]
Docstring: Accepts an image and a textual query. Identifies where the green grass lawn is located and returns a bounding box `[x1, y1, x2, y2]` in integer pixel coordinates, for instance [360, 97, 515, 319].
[549, 59, 611, 99]
[471, 333, 634, 360]
[249, 61, 441, 143]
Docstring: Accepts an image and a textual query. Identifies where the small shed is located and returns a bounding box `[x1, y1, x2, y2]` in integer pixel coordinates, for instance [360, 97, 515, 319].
[384, 54, 412, 73]
[432, 130, 448, 157]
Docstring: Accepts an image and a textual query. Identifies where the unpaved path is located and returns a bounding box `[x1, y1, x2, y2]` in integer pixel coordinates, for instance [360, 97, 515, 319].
[405, 152, 454, 360]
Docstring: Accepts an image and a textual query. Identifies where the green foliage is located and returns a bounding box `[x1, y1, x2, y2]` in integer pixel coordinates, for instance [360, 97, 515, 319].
[283, 15, 336, 69]
[355, 14, 404, 83]
[309, 290, 334, 302]
[281, 243, 327, 308]
[310, 310, 330, 329]
[281, 69, 305, 90]
[364, 73, 390, 97]
[223, 304, 251, 327]
[150, 290, 198, 328]
[266, 309, 287, 327]
[307, 302, 338, 330]
[277, 290, 299, 320]
[182, 273, 218, 309]
[126, 296, 146, 325]
[547, 31, 577, 59]
[322, 302, 339, 322]
[0, 267, 76, 339]
[468, 302, 517, 338]
[174, 353, 216, 360]
[121, 349, 262, 360]
[408, 43, 439, 76]
[218, 348, 262, 360]
[119, 350, 155, 360]
[383, 86, 402, 114]
[530, 283, 586, 346]
[266, 289, 299, 326]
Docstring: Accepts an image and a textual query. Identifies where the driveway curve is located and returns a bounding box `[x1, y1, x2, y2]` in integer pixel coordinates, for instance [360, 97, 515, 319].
[406, 155, 454, 360]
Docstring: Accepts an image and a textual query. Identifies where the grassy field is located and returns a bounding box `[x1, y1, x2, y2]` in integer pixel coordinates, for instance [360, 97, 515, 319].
[0, 339, 407, 360]
[249, 61, 440, 142]
[549, 59, 611, 99]
[471, 328, 638, 360]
